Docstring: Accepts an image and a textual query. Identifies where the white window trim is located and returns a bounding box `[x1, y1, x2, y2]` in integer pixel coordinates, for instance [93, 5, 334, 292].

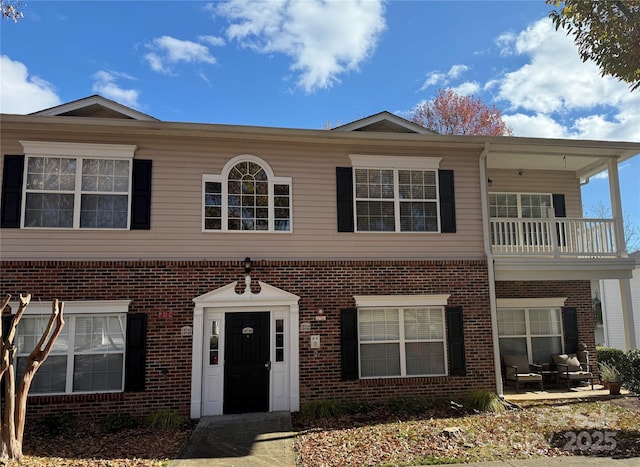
[355, 294, 450, 379]
[10, 299, 132, 315]
[349, 154, 442, 170]
[497, 297, 567, 308]
[355, 294, 450, 308]
[202, 154, 293, 233]
[349, 155, 443, 234]
[20, 142, 136, 230]
[20, 141, 136, 159]
[11, 300, 130, 396]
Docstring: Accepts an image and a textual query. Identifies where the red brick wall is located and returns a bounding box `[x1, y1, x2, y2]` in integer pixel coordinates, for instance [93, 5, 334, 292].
[495, 280, 596, 365]
[1, 259, 495, 420]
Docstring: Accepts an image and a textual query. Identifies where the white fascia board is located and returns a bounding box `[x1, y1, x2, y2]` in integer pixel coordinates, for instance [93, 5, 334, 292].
[20, 141, 137, 159]
[354, 294, 451, 308]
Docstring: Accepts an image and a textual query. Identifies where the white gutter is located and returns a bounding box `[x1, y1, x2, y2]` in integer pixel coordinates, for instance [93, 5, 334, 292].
[479, 143, 504, 396]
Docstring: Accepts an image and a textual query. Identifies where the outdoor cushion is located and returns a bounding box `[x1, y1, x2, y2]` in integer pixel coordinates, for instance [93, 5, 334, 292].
[503, 354, 533, 379]
[553, 353, 582, 372]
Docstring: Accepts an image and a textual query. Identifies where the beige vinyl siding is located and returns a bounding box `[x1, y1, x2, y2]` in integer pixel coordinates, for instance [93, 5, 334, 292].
[486, 169, 582, 217]
[1, 128, 485, 260]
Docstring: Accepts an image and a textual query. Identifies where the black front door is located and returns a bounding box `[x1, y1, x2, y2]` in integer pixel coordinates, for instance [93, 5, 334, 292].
[223, 312, 270, 414]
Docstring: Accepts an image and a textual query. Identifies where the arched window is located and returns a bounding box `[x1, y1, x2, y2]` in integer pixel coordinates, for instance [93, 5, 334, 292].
[203, 156, 292, 232]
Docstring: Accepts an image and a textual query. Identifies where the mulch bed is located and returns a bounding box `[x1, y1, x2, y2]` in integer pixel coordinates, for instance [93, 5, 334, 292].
[2, 419, 194, 467]
[293, 396, 640, 467]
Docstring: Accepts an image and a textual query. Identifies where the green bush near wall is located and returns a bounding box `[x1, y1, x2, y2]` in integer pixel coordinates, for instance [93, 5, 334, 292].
[597, 346, 627, 367]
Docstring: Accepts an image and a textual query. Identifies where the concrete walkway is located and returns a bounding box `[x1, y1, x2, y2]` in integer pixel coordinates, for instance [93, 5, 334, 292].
[170, 411, 295, 467]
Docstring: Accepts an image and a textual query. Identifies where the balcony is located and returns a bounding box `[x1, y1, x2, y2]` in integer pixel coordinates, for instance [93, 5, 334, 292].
[490, 217, 619, 258]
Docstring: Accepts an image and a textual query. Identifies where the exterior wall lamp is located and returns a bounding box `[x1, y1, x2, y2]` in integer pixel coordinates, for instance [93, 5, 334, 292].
[243, 257, 252, 274]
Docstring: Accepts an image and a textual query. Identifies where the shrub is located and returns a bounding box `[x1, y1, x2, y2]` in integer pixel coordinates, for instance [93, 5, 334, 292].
[145, 409, 185, 430]
[300, 400, 343, 420]
[597, 346, 627, 367]
[464, 390, 505, 413]
[41, 412, 77, 436]
[620, 349, 640, 397]
[99, 412, 140, 433]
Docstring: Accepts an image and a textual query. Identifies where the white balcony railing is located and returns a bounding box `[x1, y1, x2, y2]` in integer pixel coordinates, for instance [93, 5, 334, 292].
[490, 217, 618, 258]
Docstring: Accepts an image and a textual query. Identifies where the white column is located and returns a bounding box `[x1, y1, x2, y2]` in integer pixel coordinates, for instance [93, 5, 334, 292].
[607, 158, 626, 257]
[619, 279, 637, 350]
[607, 159, 636, 349]
[190, 305, 204, 419]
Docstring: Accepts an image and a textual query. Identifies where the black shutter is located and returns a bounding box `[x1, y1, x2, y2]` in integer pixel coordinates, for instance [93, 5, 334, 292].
[336, 167, 354, 232]
[552, 194, 566, 217]
[562, 307, 578, 354]
[1, 155, 25, 228]
[125, 313, 147, 391]
[446, 306, 466, 376]
[130, 159, 152, 230]
[439, 170, 456, 233]
[340, 308, 358, 381]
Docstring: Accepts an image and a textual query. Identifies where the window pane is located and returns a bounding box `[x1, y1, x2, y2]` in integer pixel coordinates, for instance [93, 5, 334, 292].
[75, 316, 125, 352]
[24, 193, 74, 228]
[404, 308, 443, 340]
[17, 355, 67, 394]
[80, 194, 128, 228]
[359, 309, 399, 341]
[16, 316, 69, 353]
[531, 336, 562, 364]
[497, 309, 526, 335]
[529, 308, 561, 335]
[356, 201, 395, 231]
[73, 354, 123, 392]
[406, 342, 445, 375]
[499, 337, 527, 356]
[400, 201, 437, 232]
[360, 343, 400, 377]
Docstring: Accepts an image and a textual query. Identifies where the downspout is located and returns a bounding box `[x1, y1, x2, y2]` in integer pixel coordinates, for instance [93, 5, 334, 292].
[479, 143, 504, 396]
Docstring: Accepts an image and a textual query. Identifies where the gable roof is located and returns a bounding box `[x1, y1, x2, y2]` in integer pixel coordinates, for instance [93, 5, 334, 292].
[331, 111, 437, 134]
[30, 95, 159, 121]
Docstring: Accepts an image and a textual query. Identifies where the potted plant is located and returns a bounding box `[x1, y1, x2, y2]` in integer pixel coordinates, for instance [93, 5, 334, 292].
[599, 362, 622, 395]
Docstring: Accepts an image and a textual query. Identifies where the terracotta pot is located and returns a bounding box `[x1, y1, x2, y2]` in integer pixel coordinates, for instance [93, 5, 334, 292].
[608, 382, 621, 395]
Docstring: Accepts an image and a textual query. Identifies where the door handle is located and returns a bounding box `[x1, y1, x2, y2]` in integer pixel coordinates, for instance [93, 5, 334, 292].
[265, 361, 271, 370]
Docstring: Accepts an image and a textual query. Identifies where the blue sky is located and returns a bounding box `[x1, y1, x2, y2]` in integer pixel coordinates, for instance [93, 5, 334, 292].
[1, 0, 639, 249]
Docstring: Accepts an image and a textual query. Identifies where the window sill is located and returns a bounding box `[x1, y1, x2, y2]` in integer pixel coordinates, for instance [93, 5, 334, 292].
[359, 375, 448, 386]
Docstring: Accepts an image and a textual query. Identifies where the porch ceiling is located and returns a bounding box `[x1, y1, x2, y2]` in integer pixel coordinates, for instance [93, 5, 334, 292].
[486, 139, 640, 180]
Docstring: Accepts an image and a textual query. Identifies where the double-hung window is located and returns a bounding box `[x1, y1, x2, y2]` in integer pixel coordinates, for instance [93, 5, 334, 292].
[20, 142, 136, 229]
[14, 300, 130, 394]
[489, 193, 553, 219]
[350, 155, 442, 233]
[203, 155, 292, 232]
[497, 299, 564, 364]
[355, 295, 449, 378]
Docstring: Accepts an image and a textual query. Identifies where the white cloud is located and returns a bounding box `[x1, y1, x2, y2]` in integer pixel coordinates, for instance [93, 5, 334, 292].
[0, 55, 61, 114]
[452, 81, 480, 96]
[144, 36, 216, 75]
[494, 18, 640, 142]
[502, 113, 569, 138]
[199, 35, 226, 47]
[216, 0, 386, 92]
[92, 70, 141, 108]
[420, 64, 469, 90]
